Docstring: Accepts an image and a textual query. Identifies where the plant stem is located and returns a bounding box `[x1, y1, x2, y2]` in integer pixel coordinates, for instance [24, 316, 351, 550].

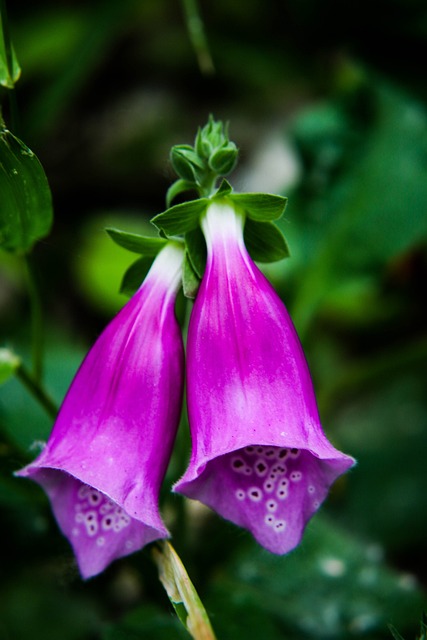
[24, 253, 44, 383]
[16, 363, 58, 420]
[181, 0, 215, 76]
[0, 0, 20, 133]
[153, 540, 217, 640]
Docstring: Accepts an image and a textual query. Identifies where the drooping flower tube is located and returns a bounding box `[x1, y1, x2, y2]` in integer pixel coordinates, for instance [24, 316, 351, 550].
[17, 242, 185, 578]
[174, 202, 354, 554]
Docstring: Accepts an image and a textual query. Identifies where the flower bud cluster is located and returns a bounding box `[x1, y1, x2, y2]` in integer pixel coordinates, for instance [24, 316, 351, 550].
[170, 116, 238, 196]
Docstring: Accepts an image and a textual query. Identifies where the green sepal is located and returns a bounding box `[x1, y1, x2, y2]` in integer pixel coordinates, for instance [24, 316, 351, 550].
[185, 226, 206, 278]
[151, 198, 208, 236]
[214, 178, 233, 197]
[119, 256, 153, 297]
[106, 227, 167, 256]
[182, 251, 201, 299]
[0, 26, 21, 89]
[0, 348, 21, 385]
[208, 141, 238, 175]
[0, 128, 53, 254]
[166, 179, 197, 208]
[170, 145, 206, 183]
[244, 219, 290, 263]
[228, 192, 287, 221]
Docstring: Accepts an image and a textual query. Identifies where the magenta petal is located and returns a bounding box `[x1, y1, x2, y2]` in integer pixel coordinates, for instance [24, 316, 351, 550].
[174, 203, 355, 553]
[17, 243, 185, 578]
[33, 471, 164, 578]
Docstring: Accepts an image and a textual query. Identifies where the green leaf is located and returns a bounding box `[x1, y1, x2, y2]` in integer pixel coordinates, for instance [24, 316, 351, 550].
[151, 199, 208, 236]
[214, 178, 233, 197]
[120, 256, 153, 297]
[166, 179, 198, 208]
[244, 219, 290, 263]
[0, 17, 21, 88]
[185, 227, 206, 278]
[228, 192, 287, 221]
[106, 227, 166, 255]
[0, 348, 21, 385]
[0, 128, 53, 253]
[182, 252, 201, 299]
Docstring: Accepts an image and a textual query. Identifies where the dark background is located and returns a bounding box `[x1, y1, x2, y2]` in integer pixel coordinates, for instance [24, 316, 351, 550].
[1, 1, 427, 638]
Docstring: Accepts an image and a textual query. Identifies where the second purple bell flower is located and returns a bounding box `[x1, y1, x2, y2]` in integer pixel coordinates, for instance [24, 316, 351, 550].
[174, 202, 355, 554]
[17, 242, 185, 578]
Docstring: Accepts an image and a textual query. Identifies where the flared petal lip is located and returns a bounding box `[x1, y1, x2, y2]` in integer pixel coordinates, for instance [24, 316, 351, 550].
[174, 438, 355, 491]
[15, 461, 170, 538]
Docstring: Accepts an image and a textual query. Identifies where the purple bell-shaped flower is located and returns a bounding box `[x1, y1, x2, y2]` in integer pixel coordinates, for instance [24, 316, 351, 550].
[17, 242, 185, 578]
[174, 202, 354, 554]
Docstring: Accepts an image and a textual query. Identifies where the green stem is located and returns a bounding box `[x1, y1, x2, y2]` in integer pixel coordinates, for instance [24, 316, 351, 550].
[198, 174, 218, 198]
[0, 0, 13, 74]
[16, 363, 58, 420]
[181, 0, 215, 75]
[24, 253, 44, 383]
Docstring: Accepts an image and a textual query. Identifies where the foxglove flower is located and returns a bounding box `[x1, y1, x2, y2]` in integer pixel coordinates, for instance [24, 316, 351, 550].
[17, 242, 185, 578]
[174, 202, 354, 554]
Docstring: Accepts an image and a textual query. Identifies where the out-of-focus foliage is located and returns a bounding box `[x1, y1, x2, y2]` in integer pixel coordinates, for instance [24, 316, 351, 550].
[1, 0, 426, 638]
[0, 128, 53, 253]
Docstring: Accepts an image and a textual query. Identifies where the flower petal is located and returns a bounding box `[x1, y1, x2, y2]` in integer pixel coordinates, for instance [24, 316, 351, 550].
[17, 242, 185, 577]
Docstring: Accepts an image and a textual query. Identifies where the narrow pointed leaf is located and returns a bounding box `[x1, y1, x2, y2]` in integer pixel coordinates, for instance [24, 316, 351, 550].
[106, 227, 167, 255]
[0, 24, 21, 88]
[182, 252, 201, 299]
[153, 541, 217, 640]
[166, 179, 197, 208]
[0, 128, 53, 253]
[120, 256, 153, 296]
[152, 199, 208, 236]
[228, 192, 287, 221]
[185, 227, 207, 278]
[214, 179, 233, 197]
[244, 219, 290, 263]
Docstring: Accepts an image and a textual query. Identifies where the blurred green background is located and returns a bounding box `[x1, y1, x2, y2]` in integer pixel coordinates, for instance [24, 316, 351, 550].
[1, 0, 427, 638]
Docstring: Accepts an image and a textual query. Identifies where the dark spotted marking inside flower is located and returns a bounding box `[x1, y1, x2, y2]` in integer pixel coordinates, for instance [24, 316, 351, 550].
[229, 445, 316, 534]
[73, 484, 132, 549]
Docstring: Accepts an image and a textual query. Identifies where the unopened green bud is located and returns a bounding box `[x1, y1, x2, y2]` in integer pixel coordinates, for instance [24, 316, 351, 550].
[170, 145, 204, 183]
[209, 142, 238, 175]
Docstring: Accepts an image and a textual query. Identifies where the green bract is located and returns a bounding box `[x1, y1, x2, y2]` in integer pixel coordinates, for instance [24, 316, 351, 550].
[182, 252, 201, 299]
[244, 219, 290, 263]
[228, 192, 287, 221]
[107, 226, 180, 297]
[151, 199, 209, 236]
[106, 228, 167, 255]
[0, 128, 53, 254]
[119, 256, 154, 297]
